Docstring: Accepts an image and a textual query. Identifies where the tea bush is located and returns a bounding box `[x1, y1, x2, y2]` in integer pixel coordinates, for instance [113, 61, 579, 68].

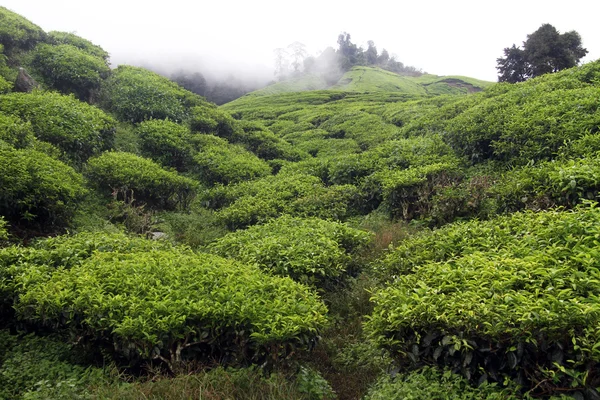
[368, 204, 600, 396]
[189, 104, 240, 138]
[47, 31, 109, 61]
[136, 119, 194, 171]
[363, 367, 553, 400]
[29, 43, 110, 101]
[12, 246, 328, 368]
[444, 86, 600, 165]
[0, 146, 86, 229]
[237, 120, 307, 161]
[209, 215, 373, 287]
[0, 6, 46, 53]
[0, 91, 116, 164]
[191, 134, 271, 185]
[203, 173, 359, 229]
[0, 112, 35, 148]
[100, 65, 206, 123]
[0, 330, 109, 400]
[85, 152, 198, 210]
[363, 162, 461, 219]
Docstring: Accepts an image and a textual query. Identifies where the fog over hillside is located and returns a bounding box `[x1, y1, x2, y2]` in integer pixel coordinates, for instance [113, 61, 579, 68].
[1, 0, 598, 85]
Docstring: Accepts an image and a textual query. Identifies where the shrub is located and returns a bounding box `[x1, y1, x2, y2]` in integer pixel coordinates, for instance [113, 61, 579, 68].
[209, 215, 372, 287]
[136, 119, 194, 171]
[0, 112, 35, 148]
[85, 152, 198, 210]
[0, 146, 86, 229]
[11, 242, 328, 368]
[29, 43, 110, 101]
[364, 367, 535, 400]
[101, 65, 206, 123]
[191, 134, 272, 185]
[0, 330, 108, 400]
[363, 162, 461, 220]
[0, 74, 11, 93]
[0, 91, 116, 164]
[443, 77, 600, 165]
[47, 31, 109, 61]
[189, 104, 240, 138]
[367, 204, 600, 396]
[237, 120, 307, 161]
[204, 174, 359, 229]
[0, 6, 46, 53]
[0, 217, 7, 242]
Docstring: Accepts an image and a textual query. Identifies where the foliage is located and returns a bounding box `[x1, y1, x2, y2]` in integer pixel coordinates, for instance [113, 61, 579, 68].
[100, 65, 207, 123]
[368, 204, 600, 396]
[29, 43, 110, 101]
[364, 367, 536, 400]
[0, 6, 46, 54]
[191, 134, 272, 185]
[444, 85, 600, 165]
[237, 120, 308, 161]
[0, 146, 86, 229]
[203, 173, 360, 229]
[295, 366, 336, 400]
[48, 31, 109, 61]
[209, 215, 372, 288]
[0, 112, 35, 148]
[0, 91, 116, 164]
[497, 23, 587, 82]
[0, 330, 109, 400]
[10, 242, 328, 368]
[157, 208, 227, 249]
[0, 217, 7, 242]
[85, 151, 198, 210]
[364, 162, 461, 220]
[189, 104, 241, 138]
[136, 119, 194, 171]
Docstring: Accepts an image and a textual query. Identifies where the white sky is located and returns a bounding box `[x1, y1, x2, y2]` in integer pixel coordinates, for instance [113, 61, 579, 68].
[2, 0, 598, 82]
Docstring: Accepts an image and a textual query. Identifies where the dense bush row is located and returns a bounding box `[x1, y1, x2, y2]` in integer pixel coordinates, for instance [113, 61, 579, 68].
[368, 204, 600, 396]
[100, 65, 207, 123]
[1, 232, 328, 369]
[0, 91, 115, 164]
[202, 173, 360, 229]
[29, 43, 110, 101]
[85, 151, 198, 210]
[209, 215, 373, 287]
[0, 145, 86, 229]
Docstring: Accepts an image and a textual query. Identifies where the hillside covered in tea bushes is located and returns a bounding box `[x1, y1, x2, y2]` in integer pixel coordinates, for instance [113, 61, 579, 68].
[2, 5, 600, 399]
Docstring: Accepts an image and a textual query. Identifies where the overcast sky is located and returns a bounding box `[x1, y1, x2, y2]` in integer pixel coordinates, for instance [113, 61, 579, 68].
[2, 0, 598, 82]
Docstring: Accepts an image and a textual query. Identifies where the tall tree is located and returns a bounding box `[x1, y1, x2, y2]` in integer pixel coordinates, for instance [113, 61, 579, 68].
[287, 41, 308, 73]
[496, 45, 530, 83]
[366, 40, 378, 65]
[497, 23, 587, 83]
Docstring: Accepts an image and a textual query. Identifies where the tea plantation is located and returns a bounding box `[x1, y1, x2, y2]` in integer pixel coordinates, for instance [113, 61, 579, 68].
[1, 5, 600, 399]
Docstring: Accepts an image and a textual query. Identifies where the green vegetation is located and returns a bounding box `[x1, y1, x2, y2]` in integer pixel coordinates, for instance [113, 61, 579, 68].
[3, 8, 600, 399]
[29, 43, 110, 101]
[100, 65, 207, 123]
[0, 91, 116, 164]
[85, 151, 198, 210]
[0, 146, 86, 229]
[209, 215, 372, 287]
[47, 31, 109, 61]
[0, 6, 45, 54]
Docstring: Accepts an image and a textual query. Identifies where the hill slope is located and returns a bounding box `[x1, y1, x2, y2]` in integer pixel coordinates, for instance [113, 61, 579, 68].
[246, 66, 493, 98]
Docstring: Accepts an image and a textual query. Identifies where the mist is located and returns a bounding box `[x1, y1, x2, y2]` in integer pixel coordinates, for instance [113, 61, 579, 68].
[1, 0, 598, 95]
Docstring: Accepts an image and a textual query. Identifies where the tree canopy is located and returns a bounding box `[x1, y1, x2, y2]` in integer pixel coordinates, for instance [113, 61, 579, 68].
[497, 23, 587, 83]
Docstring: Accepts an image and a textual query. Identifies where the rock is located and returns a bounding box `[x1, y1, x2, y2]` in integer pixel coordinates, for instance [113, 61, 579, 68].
[149, 231, 167, 240]
[14, 67, 39, 93]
